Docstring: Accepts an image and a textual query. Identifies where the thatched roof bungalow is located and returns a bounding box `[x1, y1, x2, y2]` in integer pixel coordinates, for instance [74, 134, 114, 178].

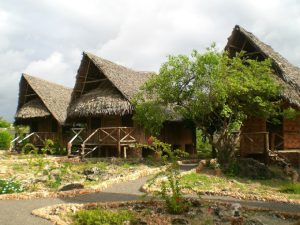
[15, 74, 72, 147]
[67, 52, 195, 157]
[226, 25, 300, 166]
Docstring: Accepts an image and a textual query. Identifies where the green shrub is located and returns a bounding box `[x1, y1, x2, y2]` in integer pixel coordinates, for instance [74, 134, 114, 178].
[21, 143, 38, 154]
[0, 117, 10, 128]
[0, 178, 23, 194]
[72, 208, 135, 225]
[41, 139, 55, 154]
[143, 137, 190, 214]
[280, 183, 300, 194]
[0, 130, 12, 149]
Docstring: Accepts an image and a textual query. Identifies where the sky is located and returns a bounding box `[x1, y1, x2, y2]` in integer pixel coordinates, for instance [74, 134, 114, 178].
[0, 0, 300, 121]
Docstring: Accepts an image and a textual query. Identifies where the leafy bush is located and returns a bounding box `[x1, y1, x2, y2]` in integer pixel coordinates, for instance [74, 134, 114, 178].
[42, 139, 66, 155]
[143, 137, 190, 214]
[0, 130, 12, 149]
[280, 183, 300, 194]
[0, 178, 23, 194]
[41, 139, 55, 154]
[72, 208, 135, 225]
[21, 143, 38, 154]
[0, 117, 10, 128]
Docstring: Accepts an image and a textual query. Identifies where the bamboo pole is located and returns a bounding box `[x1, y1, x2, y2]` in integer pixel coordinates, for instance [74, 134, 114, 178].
[117, 128, 121, 157]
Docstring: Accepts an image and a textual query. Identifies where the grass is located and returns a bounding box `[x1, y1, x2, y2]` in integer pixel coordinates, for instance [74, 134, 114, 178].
[280, 183, 300, 194]
[180, 170, 300, 202]
[72, 208, 135, 225]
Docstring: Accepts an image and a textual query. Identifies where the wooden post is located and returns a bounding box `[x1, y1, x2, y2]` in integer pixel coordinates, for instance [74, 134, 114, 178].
[117, 128, 121, 157]
[265, 132, 270, 151]
[67, 142, 72, 157]
[265, 132, 270, 165]
[124, 146, 127, 159]
[81, 144, 85, 160]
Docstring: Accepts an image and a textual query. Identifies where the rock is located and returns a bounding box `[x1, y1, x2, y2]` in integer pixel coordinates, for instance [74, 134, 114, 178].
[34, 176, 48, 183]
[132, 218, 147, 225]
[236, 158, 274, 179]
[83, 167, 102, 175]
[59, 183, 84, 192]
[189, 199, 202, 207]
[50, 169, 61, 180]
[243, 218, 264, 225]
[86, 174, 99, 181]
[171, 218, 189, 225]
[132, 204, 146, 212]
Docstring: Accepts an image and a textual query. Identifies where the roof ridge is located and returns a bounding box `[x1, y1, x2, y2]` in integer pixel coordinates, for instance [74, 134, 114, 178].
[17, 73, 73, 124]
[23, 73, 72, 90]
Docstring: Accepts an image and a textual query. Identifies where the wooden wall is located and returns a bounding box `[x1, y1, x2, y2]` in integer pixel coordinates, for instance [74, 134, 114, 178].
[88, 116, 195, 154]
[159, 121, 195, 154]
[283, 115, 300, 149]
[240, 117, 267, 156]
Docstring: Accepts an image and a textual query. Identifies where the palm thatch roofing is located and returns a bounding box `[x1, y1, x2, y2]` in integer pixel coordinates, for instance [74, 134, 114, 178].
[15, 99, 51, 119]
[226, 25, 300, 108]
[68, 52, 154, 118]
[15, 74, 73, 125]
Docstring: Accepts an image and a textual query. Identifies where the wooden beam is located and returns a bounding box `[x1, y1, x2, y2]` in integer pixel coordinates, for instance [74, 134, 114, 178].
[228, 44, 242, 51]
[80, 60, 91, 95]
[241, 39, 247, 51]
[25, 93, 37, 97]
[78, 78, 107, 84]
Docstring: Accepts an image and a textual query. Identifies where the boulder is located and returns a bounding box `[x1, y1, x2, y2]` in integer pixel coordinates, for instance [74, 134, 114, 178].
[236, 158, 274, 179]
[59, 183, 84, 192]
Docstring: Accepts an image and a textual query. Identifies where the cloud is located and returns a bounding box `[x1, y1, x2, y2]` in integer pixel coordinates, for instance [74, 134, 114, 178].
[0, 0, 300, 121]
[24, 52, 74, 87]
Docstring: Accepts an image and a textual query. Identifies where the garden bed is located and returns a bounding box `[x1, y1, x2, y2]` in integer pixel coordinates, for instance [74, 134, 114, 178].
[32, 199, 300, 225]
[142, 168, 300, 204]
[0, 152, 163, 199]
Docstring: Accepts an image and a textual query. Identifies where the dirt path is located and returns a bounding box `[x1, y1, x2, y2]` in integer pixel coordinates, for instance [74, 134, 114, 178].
[0, 173, 300, 224]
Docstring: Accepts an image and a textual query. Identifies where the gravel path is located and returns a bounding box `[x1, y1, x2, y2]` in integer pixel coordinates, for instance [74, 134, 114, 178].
[0, 170, 300, 225]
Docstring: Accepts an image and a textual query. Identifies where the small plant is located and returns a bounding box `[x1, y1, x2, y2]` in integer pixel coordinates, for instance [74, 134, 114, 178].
[279, 183, 300, 194]
[0, 130, 12, 150]
[41, 139, 55, 155]
[143, 137, 190, 214]
[0, 178, 23, 194]
[21, 143, 38, 154]
[72, 208, 135, 225]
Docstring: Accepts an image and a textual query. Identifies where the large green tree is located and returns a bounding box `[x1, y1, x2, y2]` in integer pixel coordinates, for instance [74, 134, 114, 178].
[133, 47, 280, 168]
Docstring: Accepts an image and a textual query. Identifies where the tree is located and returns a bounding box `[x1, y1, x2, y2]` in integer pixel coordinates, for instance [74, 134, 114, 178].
[133, 47, 280, 169]
[0, 117, 11, 128]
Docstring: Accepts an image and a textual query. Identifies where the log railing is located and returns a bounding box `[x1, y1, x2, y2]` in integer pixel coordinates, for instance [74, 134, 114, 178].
[81, 127, 136, 158]
[270, 133, 284, 151]
[18, 132, 58, 147]
[67, 128, 86, 157]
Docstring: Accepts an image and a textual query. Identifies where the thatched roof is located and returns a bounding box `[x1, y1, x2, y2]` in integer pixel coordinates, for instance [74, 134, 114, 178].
[226, 25, 300, 107]
[15, 74, 73, 124]
[15, 99, 51, 119]
[68, 52, 154, 118]
[68, 80, 133, 117]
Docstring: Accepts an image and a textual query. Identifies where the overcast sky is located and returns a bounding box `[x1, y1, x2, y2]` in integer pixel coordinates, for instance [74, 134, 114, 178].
[0, 0, 300, 121]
